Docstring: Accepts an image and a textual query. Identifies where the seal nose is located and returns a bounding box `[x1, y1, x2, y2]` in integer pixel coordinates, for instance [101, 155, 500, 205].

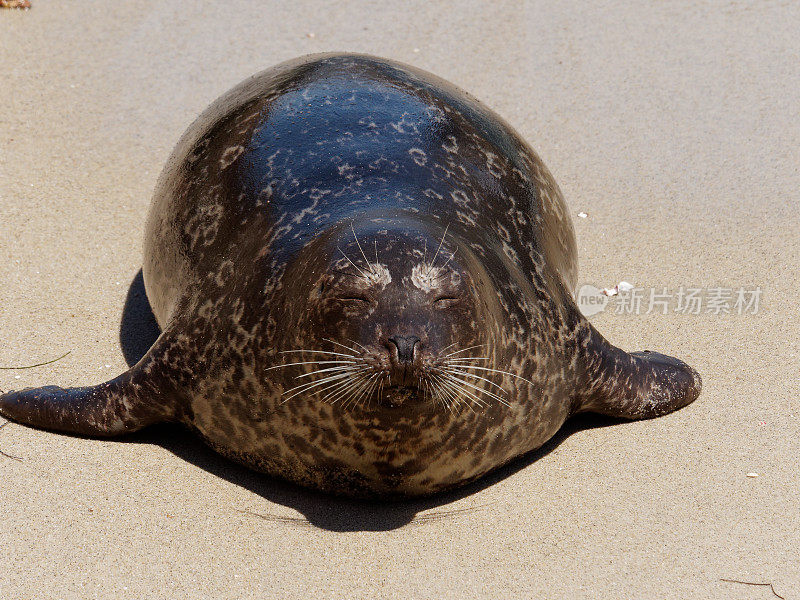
[387, 335, 421, 365]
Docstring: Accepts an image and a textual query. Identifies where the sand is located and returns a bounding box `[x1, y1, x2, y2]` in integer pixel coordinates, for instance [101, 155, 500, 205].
[1, 1, 798, 598]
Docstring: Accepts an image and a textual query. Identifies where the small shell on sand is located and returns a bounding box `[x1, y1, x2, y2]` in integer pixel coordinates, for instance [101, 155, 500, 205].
[0, 0, 31, 8]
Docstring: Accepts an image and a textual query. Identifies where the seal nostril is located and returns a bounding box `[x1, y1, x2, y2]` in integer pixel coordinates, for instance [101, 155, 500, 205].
[387, 335, 421, 364]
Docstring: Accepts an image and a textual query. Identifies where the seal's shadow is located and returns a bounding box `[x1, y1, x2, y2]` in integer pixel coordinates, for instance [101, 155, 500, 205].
[120, 269, 624, 532]
[120, 270, 161, 367]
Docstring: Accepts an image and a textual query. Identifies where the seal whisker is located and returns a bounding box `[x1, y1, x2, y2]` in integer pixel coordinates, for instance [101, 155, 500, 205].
[429, 372, 464, 413]
[333, 269, 368, 281]
[356, 374, 380, 410]
[440, 372, 509, 407]
[281, 374, 356, 401]
[443, 373, 488, 409]
[349, 372, 380, 410]
[419, 377, 433, 407]
[313, 378, 365, 406]
[426, 222, 450, 274]
[324, 368, 370, 405]
[318, 377, 361, 405]
[441, 374, 504, 407]
[432, 249, 457, 277]
[338, 245, 371, 279]
[423, 373, 446, 411]
[322, 338, 365, 356]
[365, 377, 382, 410]
[438, 341, 460, 354]
[351, 221, 375, 275]
[424, 376, 445, 412]
[376, 375, 386, 407]
[440, 367, 507, 393]
[442, 378, 487, 412]
[327, 374, 368, 407]
[444, 364, 534, 385]
[281, 371, 363, 402]
[432, 382, 455, 414]
[266, 360, 357, 371]
[422, 379, 435, 407]
[281, 372, 356, 393]
[345, 337, 370, 353]
[436, 374, 481, 412]
[442, 344, 485, 358]
[292, 365, 365, 380]
[280, 349, 358, 359]
[321, 369, 373, 403]
[444, 376, 480, 413]
[429, 379, 449, 413]
[339, 373, 368, 411]
[441, 357, 491, 363]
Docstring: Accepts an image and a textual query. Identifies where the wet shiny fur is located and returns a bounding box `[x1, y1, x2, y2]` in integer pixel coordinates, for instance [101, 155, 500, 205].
[0, 54, 701, 497]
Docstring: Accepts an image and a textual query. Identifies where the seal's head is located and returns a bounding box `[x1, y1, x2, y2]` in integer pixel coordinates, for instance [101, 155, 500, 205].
[274, 219, 504, 413]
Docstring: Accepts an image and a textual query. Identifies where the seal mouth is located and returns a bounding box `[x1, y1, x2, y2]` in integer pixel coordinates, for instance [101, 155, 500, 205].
[378, 384, 423, 408]
[269, 341, 515, 414]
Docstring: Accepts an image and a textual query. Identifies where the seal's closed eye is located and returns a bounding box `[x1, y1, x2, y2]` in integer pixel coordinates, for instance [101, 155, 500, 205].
[338, 296, 371, 304]
[433, 296, 460, 308]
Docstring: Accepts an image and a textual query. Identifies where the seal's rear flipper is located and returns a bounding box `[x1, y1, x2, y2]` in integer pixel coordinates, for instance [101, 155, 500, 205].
[577, 336, 702, 420]
[0, 364, 175, 437]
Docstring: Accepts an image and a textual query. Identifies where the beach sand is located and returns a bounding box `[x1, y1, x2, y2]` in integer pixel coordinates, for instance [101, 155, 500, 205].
[1, 1, 798, 598]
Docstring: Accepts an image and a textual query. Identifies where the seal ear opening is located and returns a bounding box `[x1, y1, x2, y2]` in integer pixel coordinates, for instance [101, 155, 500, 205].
[576, 337, 702, 420]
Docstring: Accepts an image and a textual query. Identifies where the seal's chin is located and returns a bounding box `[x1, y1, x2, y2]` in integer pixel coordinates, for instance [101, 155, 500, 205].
[378, 385, 425, 409]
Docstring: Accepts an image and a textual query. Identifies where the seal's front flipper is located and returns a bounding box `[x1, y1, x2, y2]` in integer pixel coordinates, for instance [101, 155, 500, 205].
[577, 334, 702, 420]
[0, 359, 176, 437]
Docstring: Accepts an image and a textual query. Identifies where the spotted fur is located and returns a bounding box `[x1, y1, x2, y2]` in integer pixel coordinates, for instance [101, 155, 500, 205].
[0, 54, 701, 497]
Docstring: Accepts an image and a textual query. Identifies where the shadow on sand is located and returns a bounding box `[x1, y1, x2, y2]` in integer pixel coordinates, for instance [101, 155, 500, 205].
[119, 269, 623, 532]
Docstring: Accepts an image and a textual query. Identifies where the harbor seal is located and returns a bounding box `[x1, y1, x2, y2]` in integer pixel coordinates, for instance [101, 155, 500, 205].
[0, 53, 701, 497]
